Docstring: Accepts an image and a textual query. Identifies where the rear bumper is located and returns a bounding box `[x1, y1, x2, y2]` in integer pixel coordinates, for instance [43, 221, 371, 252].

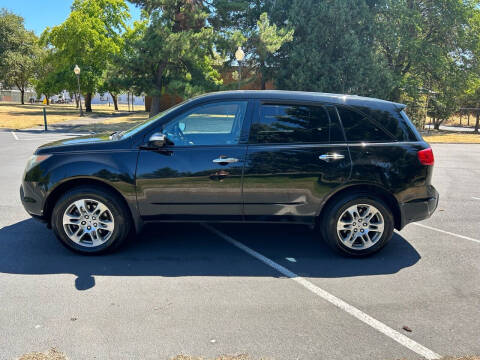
[399, 186, 439, 228]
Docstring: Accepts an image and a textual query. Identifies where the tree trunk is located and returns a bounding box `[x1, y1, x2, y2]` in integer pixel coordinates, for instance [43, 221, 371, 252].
[149, 62, 166, 117]
[150, 95, 161, 117]
[46, 96, 50, 105]
[261, 75, 266, 90]
[475, 112, 479, 133]
[85, 93, 92, 112]
[390, 87, 402, 103]
[20, 89, 25, 105]
[433, 120, 440, 130]
[75, 93, 79, 108]
[110, 93, 118, 111]
[145, 96, 151, 112]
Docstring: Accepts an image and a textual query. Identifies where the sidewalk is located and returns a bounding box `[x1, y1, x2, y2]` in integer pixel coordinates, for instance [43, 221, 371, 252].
[424, 124, 476, 132]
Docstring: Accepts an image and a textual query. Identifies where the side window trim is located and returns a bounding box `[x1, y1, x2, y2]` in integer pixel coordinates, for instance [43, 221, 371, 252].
[328, 105, 347, 143]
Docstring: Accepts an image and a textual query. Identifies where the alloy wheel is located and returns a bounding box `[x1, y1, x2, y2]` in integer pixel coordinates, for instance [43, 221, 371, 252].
[62, 198, 115, 247]
[336, 203, 384, 250]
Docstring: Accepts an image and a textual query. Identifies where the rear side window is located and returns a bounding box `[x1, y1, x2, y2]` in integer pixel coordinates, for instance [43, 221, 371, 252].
[352, 106, 418, 142]
[337, 106, 393, 143]
[250, 104, 342, 144]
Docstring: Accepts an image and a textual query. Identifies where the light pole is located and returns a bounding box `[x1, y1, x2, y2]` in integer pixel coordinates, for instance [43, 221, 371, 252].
[235, 46, 245, 90]
[74, 65, 84, 117]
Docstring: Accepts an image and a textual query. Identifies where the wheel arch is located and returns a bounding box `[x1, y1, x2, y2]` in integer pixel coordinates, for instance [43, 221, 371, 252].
[318, 183, 402, 230]
[44, 177, 142, 233]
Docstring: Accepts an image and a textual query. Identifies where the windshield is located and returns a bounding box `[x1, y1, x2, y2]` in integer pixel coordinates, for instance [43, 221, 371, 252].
[118, 99, 191, 139]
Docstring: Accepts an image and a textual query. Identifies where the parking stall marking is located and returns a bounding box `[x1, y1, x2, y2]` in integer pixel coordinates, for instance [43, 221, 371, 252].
[8, 132, 88, 141]
[413, 222, 480, 244]
[472, 197, 480, 201]
[202, 223, 441, 360]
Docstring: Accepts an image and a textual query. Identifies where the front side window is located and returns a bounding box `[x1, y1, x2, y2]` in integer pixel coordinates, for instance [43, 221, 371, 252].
[337, 106, 393, 143]
[250, 104, 333, 144]
[162, 101, 248, 146]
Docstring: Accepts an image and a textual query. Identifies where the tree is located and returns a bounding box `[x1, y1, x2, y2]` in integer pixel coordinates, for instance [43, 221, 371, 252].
[270, 0, 391, 97]
[244, 12, 293, 90]
[0, 10, 40, 104]
[375, 0, 478, 128]
[41, 0, 130, 112]
[128, 0, 223, 116]
[33, 48, 63, 105]
[458, 5, 480, 133]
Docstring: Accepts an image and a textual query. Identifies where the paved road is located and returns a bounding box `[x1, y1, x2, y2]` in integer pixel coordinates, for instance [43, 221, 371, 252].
[0, 130, 479, 360]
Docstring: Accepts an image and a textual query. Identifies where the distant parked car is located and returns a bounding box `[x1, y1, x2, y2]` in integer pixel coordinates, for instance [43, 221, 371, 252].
[20, 90, 438, 256]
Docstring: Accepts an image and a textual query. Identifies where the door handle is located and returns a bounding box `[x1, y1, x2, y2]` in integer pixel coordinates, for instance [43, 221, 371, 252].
[212, 157, 239, 165]
[319, 153, 345, 162]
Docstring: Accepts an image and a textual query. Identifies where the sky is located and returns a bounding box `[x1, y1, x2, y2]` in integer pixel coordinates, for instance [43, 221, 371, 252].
[0, 0, 142, 35]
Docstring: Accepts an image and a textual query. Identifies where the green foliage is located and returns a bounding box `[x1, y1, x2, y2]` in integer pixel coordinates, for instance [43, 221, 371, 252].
[127, 0, 223, 115]
[33, 48, 63, 102]
[375, 0, 477, 127]
[41, 0, 130, 110]
[243, 12, 293, 89]
[0, 9, 40, 104]
[7, 0, 480, 126]
[271, 0, 391, 97]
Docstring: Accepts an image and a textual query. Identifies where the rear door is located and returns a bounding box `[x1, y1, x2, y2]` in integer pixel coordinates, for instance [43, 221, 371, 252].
[242, 101, 351, 222]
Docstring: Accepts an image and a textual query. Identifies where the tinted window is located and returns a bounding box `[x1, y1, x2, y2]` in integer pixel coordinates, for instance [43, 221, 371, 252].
[162, 101, 247, 146]
[352, 106, 417, 141]
[250, 104, 334, 144]
[337, 106, 393, 142]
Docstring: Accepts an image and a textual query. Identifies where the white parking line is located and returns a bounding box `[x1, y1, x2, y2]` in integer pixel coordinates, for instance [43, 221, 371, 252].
[472, 197, 480, 201]
[413, 222, 480, 244]
[9, 133, 86, 141]
[202, 223, 441, 360]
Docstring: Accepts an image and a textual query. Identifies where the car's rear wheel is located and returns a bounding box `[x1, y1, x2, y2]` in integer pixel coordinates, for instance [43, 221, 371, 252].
[320, 193, 394, 256]
[51, 186, 131, 254]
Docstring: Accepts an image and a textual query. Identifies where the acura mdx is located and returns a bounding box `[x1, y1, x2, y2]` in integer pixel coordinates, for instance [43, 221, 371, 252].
[20, 90, 438, 256]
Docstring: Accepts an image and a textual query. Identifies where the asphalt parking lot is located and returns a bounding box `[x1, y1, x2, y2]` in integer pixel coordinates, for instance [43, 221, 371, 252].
[0, 129, 479, 360]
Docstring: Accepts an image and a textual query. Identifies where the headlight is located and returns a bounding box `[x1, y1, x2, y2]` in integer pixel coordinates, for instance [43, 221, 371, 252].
[25, 154, 51, 173]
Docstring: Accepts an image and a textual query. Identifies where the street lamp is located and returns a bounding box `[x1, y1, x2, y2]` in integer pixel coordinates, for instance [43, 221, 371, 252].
[235, 46, 245, 90]
[73, 65, 84, 117]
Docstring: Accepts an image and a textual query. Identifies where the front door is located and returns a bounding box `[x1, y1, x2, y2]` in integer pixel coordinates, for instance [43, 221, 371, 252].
[242, 101, 352, 222]
[136, 100, 250, 221]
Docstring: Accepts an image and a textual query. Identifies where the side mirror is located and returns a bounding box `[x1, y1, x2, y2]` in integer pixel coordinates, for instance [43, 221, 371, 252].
[148, 132, 168, 148]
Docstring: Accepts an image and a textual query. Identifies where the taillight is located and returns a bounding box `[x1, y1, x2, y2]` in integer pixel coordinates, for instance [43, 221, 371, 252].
[418, 148, 434, 166]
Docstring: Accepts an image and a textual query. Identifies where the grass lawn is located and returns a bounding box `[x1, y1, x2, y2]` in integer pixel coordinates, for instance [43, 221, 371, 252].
[0, 102, 149, 130]
[423, 131, 480, 143]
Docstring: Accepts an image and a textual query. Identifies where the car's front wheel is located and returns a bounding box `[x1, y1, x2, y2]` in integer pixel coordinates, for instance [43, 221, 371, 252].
[320, 193, 394, 256]
[51, 186, 131, 254]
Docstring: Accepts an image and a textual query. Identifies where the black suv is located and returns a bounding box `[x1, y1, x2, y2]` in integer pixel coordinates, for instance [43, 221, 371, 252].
[20, 90, 438, 256]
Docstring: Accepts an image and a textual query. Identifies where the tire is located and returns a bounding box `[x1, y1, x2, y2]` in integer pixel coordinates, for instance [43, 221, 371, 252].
[51, 185, 132, 254]
[320, 193, 394, 257]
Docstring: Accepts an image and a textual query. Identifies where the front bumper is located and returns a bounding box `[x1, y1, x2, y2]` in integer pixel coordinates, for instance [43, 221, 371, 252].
[399, 186, 439, 228]
[20, 183, 47, 222]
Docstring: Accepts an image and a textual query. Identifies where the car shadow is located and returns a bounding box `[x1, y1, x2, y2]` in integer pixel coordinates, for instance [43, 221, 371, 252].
[0, 219, 421, 291]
